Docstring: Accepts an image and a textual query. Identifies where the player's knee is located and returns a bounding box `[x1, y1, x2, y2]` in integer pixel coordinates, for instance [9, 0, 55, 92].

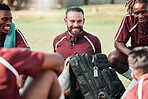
[108, 53, 118, 68]
[49, 71, 61, 99]
[56, 83, 62, 98]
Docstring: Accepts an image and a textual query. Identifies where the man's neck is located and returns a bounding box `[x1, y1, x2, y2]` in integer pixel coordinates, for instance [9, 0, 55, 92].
[138, 73, 148, 81]
[68, 31, 74, 37]
[0, 33, 3, 36]
[139, 22, 148, 27]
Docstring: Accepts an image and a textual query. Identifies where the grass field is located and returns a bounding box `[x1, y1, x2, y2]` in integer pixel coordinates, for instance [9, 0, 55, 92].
[13, 4, 131, 88]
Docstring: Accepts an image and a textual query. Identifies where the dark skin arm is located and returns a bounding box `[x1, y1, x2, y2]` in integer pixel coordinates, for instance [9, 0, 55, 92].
[21, 52, 64, 99]
[114, 41, 131, 56]
[42, 53, 64, 76]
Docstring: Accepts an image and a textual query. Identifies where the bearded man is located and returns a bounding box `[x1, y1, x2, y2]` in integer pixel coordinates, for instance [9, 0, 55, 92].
[53, 6, 102, 99]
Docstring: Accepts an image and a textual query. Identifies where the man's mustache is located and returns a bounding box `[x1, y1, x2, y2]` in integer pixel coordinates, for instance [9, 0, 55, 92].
[70, 27, 81, 29]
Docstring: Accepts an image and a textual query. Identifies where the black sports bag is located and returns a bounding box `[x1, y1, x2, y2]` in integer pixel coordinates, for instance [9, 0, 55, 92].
[68, 53, 125, 99]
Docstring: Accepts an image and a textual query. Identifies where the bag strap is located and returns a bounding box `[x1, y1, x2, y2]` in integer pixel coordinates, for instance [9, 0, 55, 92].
[70, 66, 76, 99]
[138, 78, 144, 99]
[0, 57, 19, 79]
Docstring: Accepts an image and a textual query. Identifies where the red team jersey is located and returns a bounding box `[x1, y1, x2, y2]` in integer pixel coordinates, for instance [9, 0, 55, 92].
[0, 48, 44, 99]
[114, 14, 148, 48]
[125, 75, 148, 99]
[53, 30, 101, 60]
[0, 29, 30, 48]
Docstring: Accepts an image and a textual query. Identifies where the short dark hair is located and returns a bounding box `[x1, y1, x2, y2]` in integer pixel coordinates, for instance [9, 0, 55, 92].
[65, 6, 84, 18]
[0, 3, 11, 11]
[128, 46, 148, 69]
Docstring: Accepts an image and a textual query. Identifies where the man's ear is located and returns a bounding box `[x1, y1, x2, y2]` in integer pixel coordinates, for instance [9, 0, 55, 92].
[83, 18, 85, 24]
[64, 18, 67, 24]
[131, 72, 138, 81]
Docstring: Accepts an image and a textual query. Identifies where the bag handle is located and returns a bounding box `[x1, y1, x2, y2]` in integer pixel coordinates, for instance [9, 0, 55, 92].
[70, 66, 76, 99]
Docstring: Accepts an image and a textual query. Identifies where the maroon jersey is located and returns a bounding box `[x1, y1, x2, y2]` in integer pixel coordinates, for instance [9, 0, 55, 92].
[53, 30, 101, 60]
[0, 29, 30, 48]
[125, 75, 148, 99]
[114, 14, 148, 48]
[0, 48, 44, 99]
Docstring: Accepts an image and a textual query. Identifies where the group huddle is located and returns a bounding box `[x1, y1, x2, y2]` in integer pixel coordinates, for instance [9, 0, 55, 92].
[0, 0, 147, 99]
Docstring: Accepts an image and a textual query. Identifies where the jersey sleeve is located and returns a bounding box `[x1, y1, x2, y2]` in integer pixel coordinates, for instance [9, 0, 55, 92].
[114, 14, 131, 43]
[94, 37, 102, 54]
[15, 29, 30, 48]
[53, 33, 65, 52]
[85, 33, 102, 54]
[1, 48, 44, 77]
[125, 84, 138, 99]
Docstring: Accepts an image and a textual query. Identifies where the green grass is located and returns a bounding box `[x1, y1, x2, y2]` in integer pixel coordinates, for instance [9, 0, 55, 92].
[13, 4, 131, 88]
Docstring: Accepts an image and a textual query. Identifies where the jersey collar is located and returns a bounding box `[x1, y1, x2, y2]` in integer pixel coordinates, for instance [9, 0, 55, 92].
[65, 30, 86, 46]
[65, 30, 86, 40]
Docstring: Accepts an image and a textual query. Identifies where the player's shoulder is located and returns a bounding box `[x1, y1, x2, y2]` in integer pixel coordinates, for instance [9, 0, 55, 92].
[125, 84, 138, 98]
[15, 28, 24, 36]
[53, 32, 66, 44]
[85, 32, 99, 40]
[123, 13, 135, 20]
[15, 28, 21, 33]
[0, 48, 29, 56]
[54, 32, 65, 39]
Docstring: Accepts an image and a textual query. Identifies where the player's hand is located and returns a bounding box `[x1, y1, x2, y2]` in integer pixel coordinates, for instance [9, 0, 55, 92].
[64, 57, 71, 71]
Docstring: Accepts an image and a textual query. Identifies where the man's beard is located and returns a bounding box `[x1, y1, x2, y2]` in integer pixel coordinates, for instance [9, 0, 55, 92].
[68, 26, 82, 37]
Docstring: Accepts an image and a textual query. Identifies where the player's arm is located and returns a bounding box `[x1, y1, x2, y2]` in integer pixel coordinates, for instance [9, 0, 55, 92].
[114, 41, 131, 56]
[41, 53, 64, 76]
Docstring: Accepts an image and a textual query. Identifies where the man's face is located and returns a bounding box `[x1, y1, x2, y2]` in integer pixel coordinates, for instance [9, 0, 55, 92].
[133, 3, 148, 25]
[0, 10, 12, 35]
[64, 11, 85, 37]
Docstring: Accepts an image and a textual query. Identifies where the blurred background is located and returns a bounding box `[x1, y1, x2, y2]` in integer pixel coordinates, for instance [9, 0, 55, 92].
[0, 0, 130, 87]
[0, 0, 126, 10]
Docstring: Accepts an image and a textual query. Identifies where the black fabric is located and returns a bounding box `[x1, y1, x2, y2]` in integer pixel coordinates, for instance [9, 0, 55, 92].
[65, 89, 83, 99]
[69, 66, 84, 99]
[68, 53, 125, 99]
[70, 66, 76, 99]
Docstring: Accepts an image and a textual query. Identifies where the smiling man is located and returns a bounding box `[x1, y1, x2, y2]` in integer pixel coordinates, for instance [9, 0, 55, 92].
[0, 8, 12, 34]
[108, 0, 148, 80]
[0, 3, 30, 90]
[53, 6, 101, 99]
[53, 7, 101, 60]
[0, 3, 29, 48]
